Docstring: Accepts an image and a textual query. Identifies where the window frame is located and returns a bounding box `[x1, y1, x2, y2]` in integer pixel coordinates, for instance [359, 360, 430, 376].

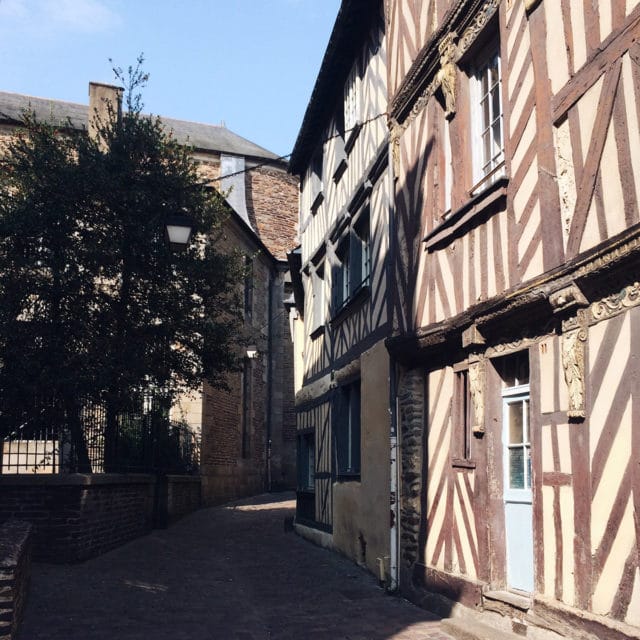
[335, 379, 361, 479]
[452, 368, 475, 468]
[298, 430, 315, 492]
[470, 42, 505, 194]
[331, 206, 371, 316]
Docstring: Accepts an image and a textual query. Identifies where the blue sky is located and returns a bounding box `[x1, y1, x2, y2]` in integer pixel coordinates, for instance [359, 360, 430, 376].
[0, 0, 341, 157]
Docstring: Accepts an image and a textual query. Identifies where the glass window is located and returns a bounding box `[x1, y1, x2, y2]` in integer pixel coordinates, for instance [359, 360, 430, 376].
[335, 380, 361, 477]
[473, 45, 504, 190]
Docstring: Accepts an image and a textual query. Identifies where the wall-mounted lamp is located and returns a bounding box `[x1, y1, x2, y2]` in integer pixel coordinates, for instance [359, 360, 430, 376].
[165, 214, 194, 250]
[246, 345, 259, 359]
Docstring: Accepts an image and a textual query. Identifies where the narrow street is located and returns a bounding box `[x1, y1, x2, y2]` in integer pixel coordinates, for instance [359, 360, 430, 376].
[18, 493, 453, 640]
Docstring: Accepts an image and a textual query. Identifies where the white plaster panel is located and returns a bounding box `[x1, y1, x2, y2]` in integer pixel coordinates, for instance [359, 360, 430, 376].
[560, 485, 576, 607]
[545, 1, 571, 93]
[577, 75, 605, 162]
[507, 0, 526, 56]
[539, 336, 560, 414]
[592, 498, 635, 616]
[511, 108, 537, 175]
[569, 0, 588, 72]
[521, 238, 543, 283]
[599, 117, 626, 239]
[622, 55, 640, 211]
[591, 398, 631, 554]
[626, 568, 640, 627]
[508, 24, 531, 101]
[599, 0, 613, 44]
[579, 198, 602, 255]
[513, 158, 538, 224]
[542, 485, 556, 598]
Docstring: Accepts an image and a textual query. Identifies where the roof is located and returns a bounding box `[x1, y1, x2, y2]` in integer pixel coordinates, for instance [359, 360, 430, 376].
[0, 90, 280, 162]
[288, 0, 380, 175]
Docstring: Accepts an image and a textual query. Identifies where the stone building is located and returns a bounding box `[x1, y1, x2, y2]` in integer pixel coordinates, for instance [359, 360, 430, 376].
[0, 84, 299, 504]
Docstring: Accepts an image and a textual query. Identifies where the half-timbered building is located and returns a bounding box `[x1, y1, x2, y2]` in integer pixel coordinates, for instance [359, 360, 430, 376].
[288, 0, 394, 579]
[386, 0, 640, 638]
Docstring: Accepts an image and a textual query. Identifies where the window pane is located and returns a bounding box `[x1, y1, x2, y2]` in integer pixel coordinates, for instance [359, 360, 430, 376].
[482, 130, 491, 170]
[510, 447, 525, 489]
[482, 96, 490, 129]
[509, 402, 523, 444]
[489, 57, 499, 88]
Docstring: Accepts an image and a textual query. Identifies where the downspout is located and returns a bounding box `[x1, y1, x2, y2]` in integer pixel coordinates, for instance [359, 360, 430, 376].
[387, 147, 400, 592]
[266, 266, 275, 492]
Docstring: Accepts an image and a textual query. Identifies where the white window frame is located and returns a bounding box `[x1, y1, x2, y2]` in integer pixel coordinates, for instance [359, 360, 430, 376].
[471, 45, 505, 193]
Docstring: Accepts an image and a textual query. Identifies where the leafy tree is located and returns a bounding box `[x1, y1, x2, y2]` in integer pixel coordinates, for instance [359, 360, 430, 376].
[0, 58, 243, 470]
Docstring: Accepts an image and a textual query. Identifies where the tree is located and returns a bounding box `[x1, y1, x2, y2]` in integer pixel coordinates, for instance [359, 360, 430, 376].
[0, 59, 244, 470]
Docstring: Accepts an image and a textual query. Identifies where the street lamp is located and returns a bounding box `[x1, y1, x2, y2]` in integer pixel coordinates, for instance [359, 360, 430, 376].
[246, 345, 258, 359]
[165, 214, 194, 250]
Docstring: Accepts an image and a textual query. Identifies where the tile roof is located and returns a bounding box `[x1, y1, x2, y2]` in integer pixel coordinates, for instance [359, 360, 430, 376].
[0, 90, 280, 161]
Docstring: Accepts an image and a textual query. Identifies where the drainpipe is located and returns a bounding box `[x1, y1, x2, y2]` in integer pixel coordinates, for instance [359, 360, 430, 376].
[266, 267, 275, 492]
[387, 148, 400, 592]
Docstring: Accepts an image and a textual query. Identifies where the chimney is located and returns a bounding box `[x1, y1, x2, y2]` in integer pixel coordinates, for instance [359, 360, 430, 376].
[88, 82, 123, 146]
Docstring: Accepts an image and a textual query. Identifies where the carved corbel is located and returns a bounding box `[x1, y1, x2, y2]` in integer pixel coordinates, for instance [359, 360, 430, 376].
[462, 324, 485, 349]
[389, 118, 403, 179]
[561, 324, 587, 421]
[548, 283, 588, 315]
[468, 360, 486, 435]
[436, 32, 458, 120]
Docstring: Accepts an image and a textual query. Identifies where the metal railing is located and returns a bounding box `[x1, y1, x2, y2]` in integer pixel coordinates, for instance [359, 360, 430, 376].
[0, 395, 199, 475]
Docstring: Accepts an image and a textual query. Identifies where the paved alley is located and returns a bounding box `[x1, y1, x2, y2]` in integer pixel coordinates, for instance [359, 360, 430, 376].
[18, 493, 453, 640]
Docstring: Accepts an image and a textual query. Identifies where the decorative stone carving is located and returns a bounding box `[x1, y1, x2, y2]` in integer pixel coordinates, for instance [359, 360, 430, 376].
[468, 360, 486, 434]
[548, 283, 588, 314]
[390, 119, 403, 178]
[458, 0, 501, 53]
[591, 282, 640, 322]
[397, 368, 425, 568]
[561, 327, 587, 421]
[436, 32, 458, 119]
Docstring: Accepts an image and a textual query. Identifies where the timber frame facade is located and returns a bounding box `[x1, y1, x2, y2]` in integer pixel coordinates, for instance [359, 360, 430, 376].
[288, 0, 394, 580]
[386, 0, 640, 638]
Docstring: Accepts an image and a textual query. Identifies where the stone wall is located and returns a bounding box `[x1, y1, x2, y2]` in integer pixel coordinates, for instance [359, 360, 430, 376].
[0, 521, 31, 640]
[0, 474, 154, 562]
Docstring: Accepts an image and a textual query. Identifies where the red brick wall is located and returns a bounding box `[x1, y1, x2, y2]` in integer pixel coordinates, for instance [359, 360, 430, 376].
[246, 166, 299, 260]
[0, 475, 154, 562]
[0, 520, 31, 640]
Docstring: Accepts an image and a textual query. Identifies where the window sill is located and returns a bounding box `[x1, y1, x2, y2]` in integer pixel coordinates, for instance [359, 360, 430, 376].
[344, 121, 363, 155]
[331, 283, 370, 327]
[452, 458, 476, 469]
[424, 176, 508, 252]
[336, 474, 360, 482]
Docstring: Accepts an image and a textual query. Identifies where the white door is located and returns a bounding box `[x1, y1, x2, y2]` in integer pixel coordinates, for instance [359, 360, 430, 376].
[503, 387, 534, 593]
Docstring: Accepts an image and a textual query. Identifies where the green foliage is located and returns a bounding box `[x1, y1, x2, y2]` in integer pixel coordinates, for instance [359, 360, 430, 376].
[0, 58, 244, 440]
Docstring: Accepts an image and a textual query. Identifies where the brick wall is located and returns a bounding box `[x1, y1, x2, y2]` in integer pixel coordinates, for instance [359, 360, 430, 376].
[0, 475, 154, 563]
[166, 475, 201, 524]
[246, 166, 299, 260]
[0, 521, 31, 640]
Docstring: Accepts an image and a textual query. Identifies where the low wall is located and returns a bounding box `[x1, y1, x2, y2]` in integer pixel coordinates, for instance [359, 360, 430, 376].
[0, 474, 154, 563]
[0, 520, 32, 640]
[166, 475, 201, 524]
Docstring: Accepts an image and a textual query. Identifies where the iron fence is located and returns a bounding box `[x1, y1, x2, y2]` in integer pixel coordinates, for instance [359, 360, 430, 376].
[0, 395, 200, 475]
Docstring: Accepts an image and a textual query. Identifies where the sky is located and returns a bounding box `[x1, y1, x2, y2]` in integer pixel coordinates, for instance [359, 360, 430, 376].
[0, 0, 342, 158]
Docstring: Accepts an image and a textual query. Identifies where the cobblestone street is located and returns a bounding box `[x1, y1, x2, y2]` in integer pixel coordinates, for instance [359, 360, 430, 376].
[18, 493, 453, 640]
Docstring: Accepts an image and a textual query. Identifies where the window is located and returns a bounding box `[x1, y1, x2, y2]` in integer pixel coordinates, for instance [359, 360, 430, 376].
[332, 208, 370, 313]
[472, 45, 504, 192]
[335, 380, 361, 477]
[452, 368, 472, 466]
[344, 60, 361, 132]
[499, 353, 531, 491]
[311, 262, 325, 333]
[298, 432, 315, 491]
